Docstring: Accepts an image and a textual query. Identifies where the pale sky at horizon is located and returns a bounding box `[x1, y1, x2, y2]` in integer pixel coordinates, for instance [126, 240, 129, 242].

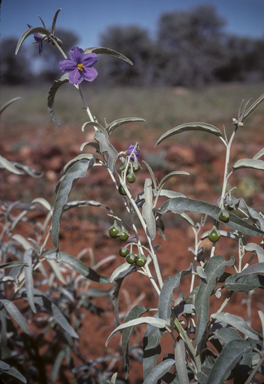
[2, 0, 264, 53]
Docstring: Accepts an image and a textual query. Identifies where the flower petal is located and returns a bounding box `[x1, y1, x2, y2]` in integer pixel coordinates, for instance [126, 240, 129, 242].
[82, 67, 98, 82]
[60, 59, 77, 72]
[82, 53, 98, 67]
[69, 47, 85, 64]
[69, 69, 83, 85]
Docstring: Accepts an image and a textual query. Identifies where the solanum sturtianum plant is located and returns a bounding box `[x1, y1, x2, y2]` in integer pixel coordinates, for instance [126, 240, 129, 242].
[9, 7, 264, 384]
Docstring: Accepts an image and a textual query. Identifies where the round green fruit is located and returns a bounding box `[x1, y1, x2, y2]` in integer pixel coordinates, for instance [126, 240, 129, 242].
[219, 209, 229, 223]
[136, 253, 147, 267]
[126, 252, 137, 264]
[126, 172, 136, 183]
[119, 247, 129, 257]
[119, 231, 129, 241]
[109, 226, 120, 238]
[119, 185, 127, 196]
[208, 229, 220, 243]
[133, 163, 141, 173]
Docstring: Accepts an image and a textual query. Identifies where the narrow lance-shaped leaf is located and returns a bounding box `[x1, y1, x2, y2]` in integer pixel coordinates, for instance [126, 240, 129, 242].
[211, 312, 259, 340]
[207, 339, 252, 384]
[142, 178, 156, 241]
[84, 46, 133, 66]
[174, 340, 189, 384]
[244, 243, 264, 262]
[143, 359, 175, 384]
[0, 360, 26, 383]
[106, 117, 145, 135]
[9, 162, 43, 178]
[105, 317, 168, 346]
[233, 158, 264, 172]
[0, 299, 29, 334]
[80, 141, 100, 152]
[45, 250, 110, 283]
[0, 97, 21, 115]
[155, 122, 223, 147]
[158, 171, 190, 191]
[82, 121, 105, 133]
[160, 197, 264, 236]
[63, 200, 112, 213]
[51, 8, 62, 35]
[235, 262, 264, 278]
[253, 147, 264, 160]
[224, 273, 264, 292]
[23, 248, 37, 313]
[15, 26, 50, 55]
[195, 255, 234, 346]
[51, 350, 65, 383]
[122, 305, 148, 378]
[47, 73, 69, 125]
[0, 155, 24, 175]
[94, 130, 118, 172]
[243, 93, 264, 120]
[142, 161, 157, 190]
[52, 158, 95, 251]
[143, 313, 162, 379]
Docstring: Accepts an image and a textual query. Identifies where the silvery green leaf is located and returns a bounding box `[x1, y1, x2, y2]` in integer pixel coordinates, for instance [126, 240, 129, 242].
[258, 311, 264, 349]
[244, 243, 264, 262]
[160, 197, 264, 236]
[172, 304, 195, 318]
[195, 255, 234, 346]
[214, 327, 243, 344]
[0, 155, 24, 175]
[244, 93, 264, 120]
[108, 372, 118, 384]
[142, 161, 157, 190]
[47, 259, 66, 284]
[0, 360, 26, 383]
[158, 267, 192, 322]
[237, 262, 264, 278]
[84, 46, 133, 65]
[230, 196, 264, 231]
[60, 153, 95, 176]
[64, 200, 112, 213]
[82, 121, 105, 133]
[143, 358, 175, 384]
[224, 273, 264, 291]
[0, 299, 29, 334]
[253, 147, 264, 160]
[105, 317, 168, 346]
[23, 248, 36, 313]
[122, 305, 147, 378]
[12, 234, 32, 250]
[80, 141, 100, 152]
[206, 339, 252, 384]
[106, 117, 145, 135]
[109, 262, 134, 282]
[0, 261, 28, 269]
[94, 130, 118, 172]
[51, 350, 65, 383]
[197, 266, 207, 279]
[0, 97, 21, 115]
[159, 190, 186, 199]
[211, 312, 259, 340]
[180, 212, 195, 227]
[45, 250, 110, 283]
[51, 8, 62, 35]
[233, 158, 264, 171]
[0, 308, 7, 346]
[11, 162, 43, 178]
[32, 291, 78, 338]
[158, 171, 190, 191]
[155, 122, 223, 147]
[15, 26, 50, 55]
[52, 158, 95, 251]
[143, 314, 162, 379]
[86, 288, 112, 297]
[48, 73, 69, 125]
[142, 179, 156, 240]
[174, 340, 189, 384]
[31, 197, 52, 211]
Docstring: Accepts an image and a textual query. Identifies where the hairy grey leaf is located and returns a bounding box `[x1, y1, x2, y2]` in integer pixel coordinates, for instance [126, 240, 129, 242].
[143, 358, 175, 384]
[211, 312, 259, 340]
[51, 8, 62, 35]
[106, 117, 145, 135]
[15, 26, 50, 55]
[253, 147, 264, 160]
[23, 248, 36, 313]
[84, 46, 133, 65]
[48, 73, 69, 125]
[64, 200, 112, 213]
[158, 171, 190, 191]
[224, 273, 264, 291]
[155, 122, 223, 147]
[0, 299, 29, 334]
[94, 130, 118, 172]
[0, 360, 26, 383]
[143, 313, 162, 379]
[244, 93, 264, 120]
[0, 156, 24, 175]
[0, 97, 21, 115]
[174, 340, 189, 384]
[233, 158, 264, 172]
[82, 121, 105, 133]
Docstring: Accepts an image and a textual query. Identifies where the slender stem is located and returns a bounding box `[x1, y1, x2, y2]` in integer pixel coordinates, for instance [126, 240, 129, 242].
[78, 85, 94, 122]
[244, 350, 264, 384]
[49, 36, 68, 59]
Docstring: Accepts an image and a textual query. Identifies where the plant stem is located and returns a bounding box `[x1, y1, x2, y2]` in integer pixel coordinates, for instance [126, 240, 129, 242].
[78, 85, 94, 122]
[244, 350, 264, 384]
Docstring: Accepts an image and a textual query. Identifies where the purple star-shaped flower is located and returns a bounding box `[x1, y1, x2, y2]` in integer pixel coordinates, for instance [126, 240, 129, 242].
[27, 24, 43, 55]
[59, 47, 98, 85]
[127, 145, 140, 162]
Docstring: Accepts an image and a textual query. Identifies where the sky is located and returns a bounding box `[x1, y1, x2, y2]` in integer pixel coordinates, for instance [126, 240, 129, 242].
[1, 0, 264, 53]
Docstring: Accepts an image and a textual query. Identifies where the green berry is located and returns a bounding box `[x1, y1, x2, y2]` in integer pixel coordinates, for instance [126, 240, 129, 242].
[219, 209, 229, 223]
[109, 226, 120, 238]
[119, 247, 129, 257]
[126, 172, 136, 183]
[119, 185, 127, 196]
[133, 163, 140, 173]
[208, 229, 220, 243]
[126, 252, 137, 264]
[119, 231, 129, 241]
[136, 253, 147, 267]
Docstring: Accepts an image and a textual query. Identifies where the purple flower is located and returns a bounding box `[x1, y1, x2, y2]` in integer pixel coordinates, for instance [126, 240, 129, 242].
[59, 47, 98, 85]
[127, 145, 140, 162]
[27, 24, 43, 55]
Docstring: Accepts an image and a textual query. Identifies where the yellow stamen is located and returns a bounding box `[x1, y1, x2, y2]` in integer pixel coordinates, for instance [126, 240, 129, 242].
[77, 63, 85, 71]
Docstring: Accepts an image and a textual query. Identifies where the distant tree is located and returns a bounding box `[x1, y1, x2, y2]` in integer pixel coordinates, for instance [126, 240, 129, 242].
[98, 26, 157, 86]
[1, 37, 32, 85]
[157, 5, 227, 86]
[31, 28, 79, 82]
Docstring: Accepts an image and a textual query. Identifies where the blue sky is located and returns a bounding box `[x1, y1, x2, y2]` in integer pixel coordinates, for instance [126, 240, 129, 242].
[2, 0, 264, 51]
